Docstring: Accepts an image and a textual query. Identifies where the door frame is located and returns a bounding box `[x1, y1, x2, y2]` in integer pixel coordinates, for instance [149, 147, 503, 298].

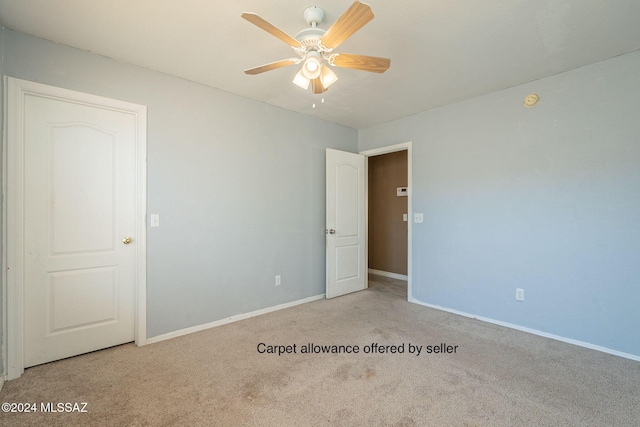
[360, 142, 413, 300]
[2, 77, 148, 380]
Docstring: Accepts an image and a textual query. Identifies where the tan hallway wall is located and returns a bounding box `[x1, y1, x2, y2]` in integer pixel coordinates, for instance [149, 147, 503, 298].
[368, 150, 408, 275]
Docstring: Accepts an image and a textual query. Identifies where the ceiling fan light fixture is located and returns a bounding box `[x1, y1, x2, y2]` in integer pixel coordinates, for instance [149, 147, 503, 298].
[320, 66, 339, 89]
[302, 58, 321, 79]
[292, 69, 310, 89]
[302, 51, 322, 79]
[305, 58, 319, 73]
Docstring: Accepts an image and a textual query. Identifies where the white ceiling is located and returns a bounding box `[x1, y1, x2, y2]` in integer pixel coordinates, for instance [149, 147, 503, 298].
[1, 1, 639, 129]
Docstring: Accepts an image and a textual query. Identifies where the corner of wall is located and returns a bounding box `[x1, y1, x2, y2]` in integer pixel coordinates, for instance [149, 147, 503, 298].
[0, 24, 6, 379]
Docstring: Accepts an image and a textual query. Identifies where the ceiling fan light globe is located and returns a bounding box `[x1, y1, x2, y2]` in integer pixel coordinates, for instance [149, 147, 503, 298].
[306, 61, 318, 72]
[292, 69, 310, 90]
[302, 57, 322, 79]
[320, 66, 339, 89]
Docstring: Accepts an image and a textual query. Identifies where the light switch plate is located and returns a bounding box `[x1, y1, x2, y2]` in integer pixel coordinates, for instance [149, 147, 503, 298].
[150, 214, 160, 227]
[414, 213, 423, 223]
[403, 214, 408, 222]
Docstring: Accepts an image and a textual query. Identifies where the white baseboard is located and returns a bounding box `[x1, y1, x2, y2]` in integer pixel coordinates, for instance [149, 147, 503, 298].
[368, 268, 408, 281]
[147, 294, 325, 345]
[408, 297, 640, 362]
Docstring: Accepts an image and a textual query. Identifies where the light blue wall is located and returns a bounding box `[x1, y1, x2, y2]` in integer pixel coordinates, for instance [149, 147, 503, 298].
[359, 50, 640, 356]
[1, 29, 357, 338]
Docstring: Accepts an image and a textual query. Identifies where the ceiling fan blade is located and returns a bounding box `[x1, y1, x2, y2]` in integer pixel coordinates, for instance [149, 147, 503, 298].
[320, 1, 375, 50]
[331, 53, 390, 73]
[241, 13, 301, 47]
[311, 77, 326, 94]
[244, 59, 298, 75]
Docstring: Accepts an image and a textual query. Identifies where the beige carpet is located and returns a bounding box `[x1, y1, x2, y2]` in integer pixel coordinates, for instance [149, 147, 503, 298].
[1, 275, 639, 426]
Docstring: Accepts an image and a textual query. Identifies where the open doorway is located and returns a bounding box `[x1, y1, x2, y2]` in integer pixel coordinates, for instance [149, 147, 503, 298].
[361, 142, 412, 300]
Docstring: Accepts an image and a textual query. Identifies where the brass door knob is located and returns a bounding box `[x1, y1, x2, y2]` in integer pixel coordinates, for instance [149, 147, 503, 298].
[123, 236, 133, 245]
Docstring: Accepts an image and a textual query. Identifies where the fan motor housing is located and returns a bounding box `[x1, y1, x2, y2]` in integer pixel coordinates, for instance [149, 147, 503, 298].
[295, 27, 326, 45]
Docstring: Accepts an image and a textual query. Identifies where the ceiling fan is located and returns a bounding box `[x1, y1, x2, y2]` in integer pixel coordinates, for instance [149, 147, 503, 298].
[242, 1, 390, 94]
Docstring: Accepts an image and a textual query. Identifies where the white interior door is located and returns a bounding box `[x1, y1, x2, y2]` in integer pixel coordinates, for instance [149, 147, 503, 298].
[21, 87, 138, 367]
[326, 149, 366, 298]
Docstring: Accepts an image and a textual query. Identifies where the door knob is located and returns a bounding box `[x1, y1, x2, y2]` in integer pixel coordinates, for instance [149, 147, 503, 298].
[122, 236, 133, 245]
[326, 229, 336, 235]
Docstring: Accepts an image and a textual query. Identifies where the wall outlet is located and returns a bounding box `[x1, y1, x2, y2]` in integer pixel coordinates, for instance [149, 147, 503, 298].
[516, 288, 524, 301]
[275, 275, 281, 286]
[414, 213, 424, 223]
